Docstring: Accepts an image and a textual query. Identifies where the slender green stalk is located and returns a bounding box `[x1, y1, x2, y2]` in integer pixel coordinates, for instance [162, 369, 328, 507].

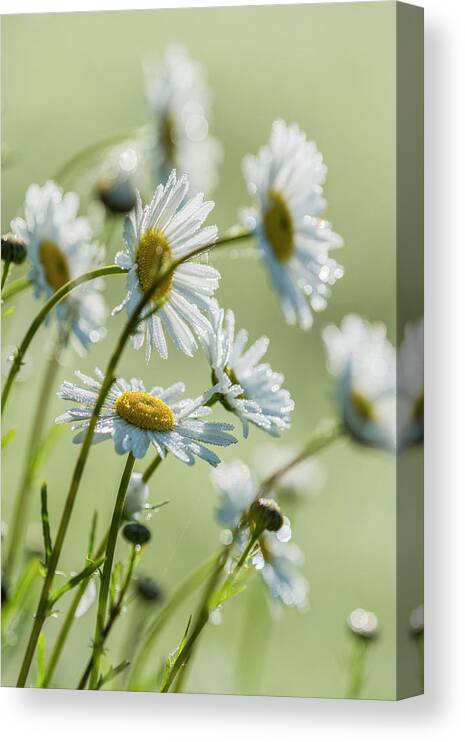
[16, 228, 250, 687]
[53, 126, 148, 185]
[1, 265, 125, 414]
[162, 421, 344, 693]
[42, 533, 107, 688]
[87, 453, 136, 689]
[1, 260, 12, 290]
[126, 554, 218, 690]
[142, 453, 162, 483]
[1, 275, 32, 303]
[346, 635, 368, 698]
[79, 541, 138, 690]
[4, 332, 65, 580]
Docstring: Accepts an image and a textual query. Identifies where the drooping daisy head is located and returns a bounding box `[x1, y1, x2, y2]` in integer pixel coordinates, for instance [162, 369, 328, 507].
[211, 461, 308, 611]
[200, 304, 294, 438]
[56, 369, 236, 466]
[398, 318, 423, 450]
[113, 170, 220, 361]
[323, 314, 396, 451]
[10, 181, 107, 351]
[145, 45, 222, 195]
[241, 120, 344, 330]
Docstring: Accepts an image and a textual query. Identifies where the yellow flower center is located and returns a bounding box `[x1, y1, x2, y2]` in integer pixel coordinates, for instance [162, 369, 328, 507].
[350, 390, 376, 421]
[160, 112, 176, 163]
[263, 190, 294, 263]
[136, 229, 173, 302]
[115, 390, 175, 432]
[39, 240, 71, 291]
[225, 366, 242, 391]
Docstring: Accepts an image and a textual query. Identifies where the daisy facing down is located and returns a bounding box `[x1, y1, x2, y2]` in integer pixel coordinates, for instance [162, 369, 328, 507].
[56, 370, 237, 466]
[113, 170, 220, 361]
[200, 305, 294, 437]
[10, 181, 107, 351]
[241, 120, 343, 330]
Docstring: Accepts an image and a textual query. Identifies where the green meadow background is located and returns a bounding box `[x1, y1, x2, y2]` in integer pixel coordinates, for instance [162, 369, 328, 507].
[1, 2, 422, 698]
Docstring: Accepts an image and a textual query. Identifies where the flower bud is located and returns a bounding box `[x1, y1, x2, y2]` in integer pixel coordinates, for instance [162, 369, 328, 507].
[97, 176, 137, 215]
[123, 473, 149, 521]
[248, 497, 284, 533]
[409, 604, 424, 636]
[347, 608, 379, 639]
[1, 233, 27, 265]
[136, 576, 163, 603]
[122, 522, 151, 546]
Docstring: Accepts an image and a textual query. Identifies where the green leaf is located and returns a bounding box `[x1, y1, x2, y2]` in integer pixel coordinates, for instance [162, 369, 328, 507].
[1, 429, 16, 448]
[159, 616, 192, 692]
[209, 569, 250, 612]
[37, 633, 46, 687]
[48, 557, 104, 608]
[40, 483, 53, 567]
[97, 660, 131, 690]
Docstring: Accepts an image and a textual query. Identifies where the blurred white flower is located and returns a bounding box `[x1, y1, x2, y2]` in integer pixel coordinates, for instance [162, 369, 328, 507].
[74, 578, 97, 619]
[241, 120, 343, 329]
[347, 608, 379, 638]
[323, 314, 396, 451]
[409, 604, 424, 635]
[123, 472, 150, 521]
[112, 170, 219, 361]
[211, 460, 308, 611]
[10, 181, 107, 352]
[200, 305, 294, 437]
[56, 370, 236, 466]
[145, 45, 222, 194]
[398, 318, 424, 450]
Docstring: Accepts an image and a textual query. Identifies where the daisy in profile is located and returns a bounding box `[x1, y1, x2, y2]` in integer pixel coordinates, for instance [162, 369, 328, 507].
[398, 317, 424, 450]
[241, 120, 343, 330]
[323, 314, 396, 451]
[145, 45, 222, 194]
[112, 170, 220, 360]
[56, 370, 236, 466]
[211, 461, 308, 611]
[200, 305, 294, 437]
[10, 181, 107, 351]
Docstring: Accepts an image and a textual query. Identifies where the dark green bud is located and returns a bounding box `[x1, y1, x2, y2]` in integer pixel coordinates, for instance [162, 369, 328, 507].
[248, 497, 283, 533]
[136, 576, 163, 603]
[122, 522, 151, 546]
[97, 177, 137, 215]
[1, 233, 27, 265]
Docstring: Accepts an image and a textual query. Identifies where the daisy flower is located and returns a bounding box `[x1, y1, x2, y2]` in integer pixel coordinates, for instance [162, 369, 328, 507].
[211, 461, 308, 611]
[200, 305, 294, 437]
[145, 45, 222, 194]
[123, 473, 150, 521]
[323, 314, 396, 451]
[56, 370, 236, 466]
[10, 181, 107, 351]
[241, 119, 343, 330]
[398, 318, 424, 450]
[112, 170, 220, 360]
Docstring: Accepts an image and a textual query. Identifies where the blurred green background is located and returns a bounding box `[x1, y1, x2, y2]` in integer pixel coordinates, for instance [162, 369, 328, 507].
[1, 2, 422, 698]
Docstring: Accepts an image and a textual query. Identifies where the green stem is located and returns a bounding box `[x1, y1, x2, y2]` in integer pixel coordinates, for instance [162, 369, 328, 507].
[1, 265, 125, 415]
[15, 228, 250, 688]
[126, 554, 218, 690]
[79, 541, 138, 690]
[1, 275, 32, 303]
[42, 537, 105, 689]
[53, 126, 148, 185]
[86, 453, 136, 690]
[4, 333, 65, 580]
[142, 453, 162, 483]
[1, 260, 12, 290]
[346, 635, 368, 698]
[162, 421, 344, 693]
